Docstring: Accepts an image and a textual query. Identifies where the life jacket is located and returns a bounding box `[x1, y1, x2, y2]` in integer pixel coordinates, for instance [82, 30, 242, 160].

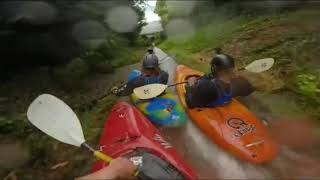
[140, 73, 162, 84]
[128, 70, 142, 82]
[207, 79, 233, 107]
[128, 70, 162, 85]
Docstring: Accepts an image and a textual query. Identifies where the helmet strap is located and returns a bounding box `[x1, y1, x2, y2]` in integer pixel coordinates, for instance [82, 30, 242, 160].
[210, 65, 216, 76]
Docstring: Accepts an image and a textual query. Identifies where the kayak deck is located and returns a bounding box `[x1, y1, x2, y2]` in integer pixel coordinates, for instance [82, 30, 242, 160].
[175, 65, 278, 164]
[131, 88, 188, 127]
[92, 101, 197, 179]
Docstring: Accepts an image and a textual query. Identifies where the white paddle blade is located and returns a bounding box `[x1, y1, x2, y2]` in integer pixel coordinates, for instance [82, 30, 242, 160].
[245, 58, 274, 73]
[27, 94, 85, 147]
[133, 84, 168, 100]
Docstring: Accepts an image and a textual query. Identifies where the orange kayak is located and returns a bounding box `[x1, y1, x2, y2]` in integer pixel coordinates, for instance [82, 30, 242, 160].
[175, 65, 278, 164]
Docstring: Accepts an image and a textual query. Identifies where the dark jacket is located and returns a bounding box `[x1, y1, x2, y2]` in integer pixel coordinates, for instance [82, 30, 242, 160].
[185, 75, 254, 108]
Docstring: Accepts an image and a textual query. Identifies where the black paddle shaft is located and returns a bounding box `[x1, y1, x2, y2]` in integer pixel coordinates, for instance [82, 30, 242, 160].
[167, 66, 249, 88]
[168, 81, 188, 87]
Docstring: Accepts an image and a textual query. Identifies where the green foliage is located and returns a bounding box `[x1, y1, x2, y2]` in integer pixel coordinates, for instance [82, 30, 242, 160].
[294, 73, 320, 105]
[51, 40, 144, 89]
[50, 0, 146, 85]
[67, 58, 91, 76]
[111, 47, 145, 68]
[135, 36, 148, 46]
[159, 5, 320, 121]
[26, 132, 55, 161]
[155, 0, 170, 24]
[82, 51, 113, 73]
[159, 15, 251, 71]
[0, 1, 146, 179]
[53, 58, 90, 89]
[0, 116, 29, 136]
[153, 33, 166, 45]
[245, 34, 320, 68]
[76, 96, 117, 143]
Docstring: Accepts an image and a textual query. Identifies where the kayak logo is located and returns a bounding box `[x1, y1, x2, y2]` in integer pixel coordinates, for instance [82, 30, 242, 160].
[153, 134, 173, 149]
[227, 118, 256, 138]
[227, 118, 247, 129]
[166, 104, 174, 112]
[144, 89, 150, 95]
[119, 113, 125, 118]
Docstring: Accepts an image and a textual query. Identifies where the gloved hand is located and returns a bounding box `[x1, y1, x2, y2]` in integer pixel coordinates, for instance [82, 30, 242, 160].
[230, 77, 255, 96]
[111, 86, 119, 95]
[188, 77, 198, 86]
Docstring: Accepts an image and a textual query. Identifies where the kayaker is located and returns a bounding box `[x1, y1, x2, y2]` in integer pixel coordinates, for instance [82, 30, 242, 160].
[112, 53, 169, 96]
[185, 49, 255, 108]
[76, 157, 136, 179]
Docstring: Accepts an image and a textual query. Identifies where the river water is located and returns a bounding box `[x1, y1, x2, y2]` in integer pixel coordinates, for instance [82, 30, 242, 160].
[110, 47, 320, 179]
[154, 47, 320, 179]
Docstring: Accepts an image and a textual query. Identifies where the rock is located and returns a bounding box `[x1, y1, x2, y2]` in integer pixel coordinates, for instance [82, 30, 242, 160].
[0, 97, 8, 102]
[0, 142, 30, 169]
[3, 171, 17, 180]
[239, 71, 285, 92]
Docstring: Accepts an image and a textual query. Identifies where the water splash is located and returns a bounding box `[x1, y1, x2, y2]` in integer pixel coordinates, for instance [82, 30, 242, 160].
[183, 121, 271, 179]
[156, 47, 272, 179]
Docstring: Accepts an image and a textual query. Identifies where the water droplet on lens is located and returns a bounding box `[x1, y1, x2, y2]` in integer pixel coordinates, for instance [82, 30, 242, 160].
[105, 6, 138, 33]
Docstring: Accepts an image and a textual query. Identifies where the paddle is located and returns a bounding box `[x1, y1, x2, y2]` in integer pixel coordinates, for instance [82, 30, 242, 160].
[238, 58, 274, 73]
[87, 82, 127, 107]
[133, 58, 274, 100]
[27, 94, 112, 163]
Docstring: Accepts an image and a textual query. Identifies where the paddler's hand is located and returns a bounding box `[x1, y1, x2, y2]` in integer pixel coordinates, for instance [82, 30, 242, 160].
[111, 86, 119, 95]
[109, 157, 137, 179]
[76, 157, 137, 180]
[237, 71, 266, 91]
[188, 77, 198, 86]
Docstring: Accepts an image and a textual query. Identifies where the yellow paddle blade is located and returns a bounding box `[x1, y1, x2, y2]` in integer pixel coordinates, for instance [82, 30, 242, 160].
[245, 58, 274, 73]
[133, 84, 168, 100]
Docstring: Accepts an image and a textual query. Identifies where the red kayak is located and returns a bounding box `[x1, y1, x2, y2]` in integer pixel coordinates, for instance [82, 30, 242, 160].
[92, 101, 197, 179]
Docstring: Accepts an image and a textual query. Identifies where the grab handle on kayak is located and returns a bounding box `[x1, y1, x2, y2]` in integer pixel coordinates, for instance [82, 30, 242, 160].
[245, 140, 264, 148]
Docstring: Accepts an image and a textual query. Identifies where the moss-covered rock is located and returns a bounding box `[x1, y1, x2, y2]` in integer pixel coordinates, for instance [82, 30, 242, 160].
[294, 73, 320, 105]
